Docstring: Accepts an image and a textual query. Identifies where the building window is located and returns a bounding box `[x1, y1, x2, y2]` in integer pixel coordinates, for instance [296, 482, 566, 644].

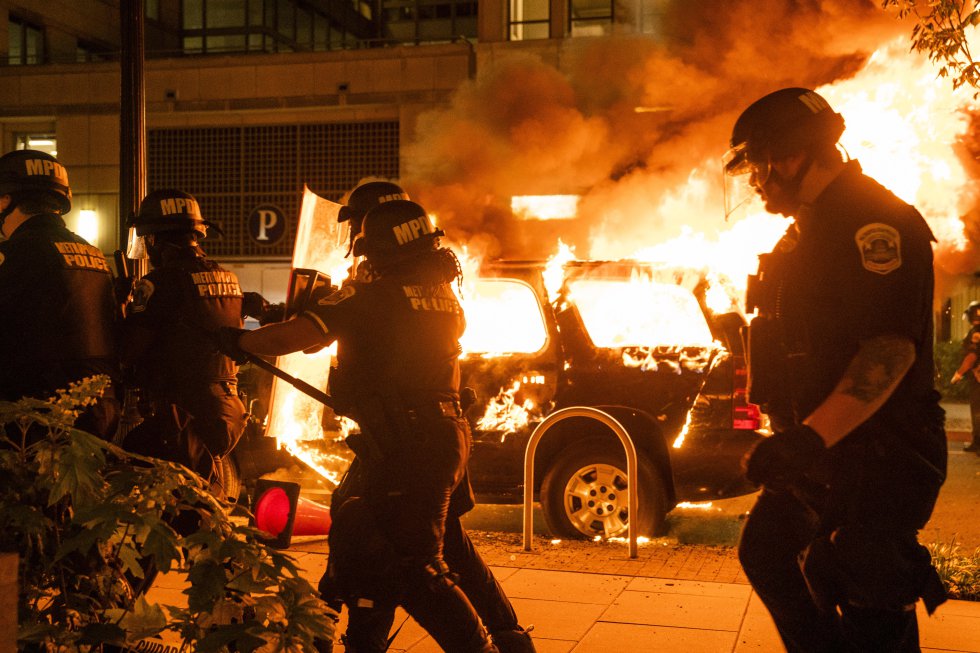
[148, 121, 400, 258]
[145, 0, 161, 21]
[380, 0, 477, 45]
[509, 0, 549, 41]
[8, 16, 44, 65]
[637, 0, 668, 36]
[180, 0, 373, 54]
[14, 134, 57, 156]
[176, 0, 480, 54]
[569, 0, 613, 37]
[77, 40, 113, 63]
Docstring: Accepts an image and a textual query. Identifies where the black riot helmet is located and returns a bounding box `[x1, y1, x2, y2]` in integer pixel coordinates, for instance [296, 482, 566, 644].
[338, 181, 410, 225]
[0, 149, 72, 216]
[352, 199, 445, 263]
[724, 88, 845, 179]
[965, 301, 980, 322]
[132, 189, 221, 238]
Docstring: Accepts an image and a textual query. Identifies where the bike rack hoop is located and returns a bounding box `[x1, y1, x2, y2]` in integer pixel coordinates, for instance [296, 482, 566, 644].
[522, 406, 639, 559]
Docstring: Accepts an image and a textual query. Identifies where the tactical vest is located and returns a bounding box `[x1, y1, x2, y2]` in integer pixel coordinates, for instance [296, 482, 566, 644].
[743, 229, 801, 428]
[0, 214, 118, 400]
[132, 254, 243, 401]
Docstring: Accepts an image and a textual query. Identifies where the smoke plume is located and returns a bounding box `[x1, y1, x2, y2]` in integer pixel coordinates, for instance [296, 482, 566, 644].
[402, 0, 978, 282]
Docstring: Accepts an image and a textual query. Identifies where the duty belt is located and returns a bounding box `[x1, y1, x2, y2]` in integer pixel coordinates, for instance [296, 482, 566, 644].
[144, 380, 238, 413]
[406, 398, 462, 421]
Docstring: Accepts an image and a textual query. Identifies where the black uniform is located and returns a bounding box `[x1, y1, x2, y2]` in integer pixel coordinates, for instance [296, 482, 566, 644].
[122, 248, 247, 482]
[0, 213, 119, 436]
[303, 273, 495, 653]
[738, 160, 947, 652]
[323, 459, 522, 651]
[958, 325, 980, 451]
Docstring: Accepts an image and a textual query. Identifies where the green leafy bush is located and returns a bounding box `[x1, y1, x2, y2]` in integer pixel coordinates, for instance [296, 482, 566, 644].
[929, 539, 980, 602]
[0, 376, 336, 652]
[935, 340, 971, 402]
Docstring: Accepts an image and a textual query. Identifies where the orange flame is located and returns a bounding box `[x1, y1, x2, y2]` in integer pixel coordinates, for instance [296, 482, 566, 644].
[269, 37, 979, 483]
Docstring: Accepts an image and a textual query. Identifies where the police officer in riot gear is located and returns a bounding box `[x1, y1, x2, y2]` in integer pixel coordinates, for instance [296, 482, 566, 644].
[726, 88, 947, 651]
[0, 149, 120, 438]
[314, 182, 534, 652]
[221, 199, 500, 652]
[121, 189, 249, 495]
[311, 179, 411, 652]
[950, 300, 980, 454]
[338, 180, 410, 263]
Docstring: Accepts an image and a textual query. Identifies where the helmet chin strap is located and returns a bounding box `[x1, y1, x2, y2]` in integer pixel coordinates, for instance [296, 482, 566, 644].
[761, 153, 814, 215]
[773, 153, 812, 196]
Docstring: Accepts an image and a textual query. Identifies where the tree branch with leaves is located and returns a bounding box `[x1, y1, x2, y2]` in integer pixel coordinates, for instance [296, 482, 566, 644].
[1, 376, 336, 652]
[883, 0, 980, 91]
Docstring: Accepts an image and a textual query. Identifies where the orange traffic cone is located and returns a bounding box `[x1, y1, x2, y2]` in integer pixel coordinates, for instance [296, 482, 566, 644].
[251, 479, 331, 549]
[292, 495, 332, 537]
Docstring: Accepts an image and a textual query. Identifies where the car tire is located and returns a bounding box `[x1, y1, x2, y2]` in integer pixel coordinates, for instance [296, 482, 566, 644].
[213, 455, 242, 503]
[540, 439, 667, 539]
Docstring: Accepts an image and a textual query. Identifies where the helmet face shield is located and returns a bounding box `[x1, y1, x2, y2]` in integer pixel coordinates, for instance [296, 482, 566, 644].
[126, 226, 148, 259]
[723, 142, 770, 220]
[723, 142, 751, 177]
[724, 142, 771, 184]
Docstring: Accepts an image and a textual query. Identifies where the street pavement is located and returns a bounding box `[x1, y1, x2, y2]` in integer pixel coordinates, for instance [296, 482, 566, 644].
[147, 531, 980, 652]
[145, 403, 980, 651]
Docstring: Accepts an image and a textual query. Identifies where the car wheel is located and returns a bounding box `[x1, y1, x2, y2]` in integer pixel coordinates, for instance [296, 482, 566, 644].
[213, 455, 242, 503]
[540, 439, 667, 539]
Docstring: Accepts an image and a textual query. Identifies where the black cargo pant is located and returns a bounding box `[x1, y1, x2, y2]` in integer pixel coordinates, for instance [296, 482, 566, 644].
[738, 423, 947, 653]
[968, 379, 980, 449]
[329, 413, 497, 653]
[123, 383, 247, 487]
[328, 494, 523, 651]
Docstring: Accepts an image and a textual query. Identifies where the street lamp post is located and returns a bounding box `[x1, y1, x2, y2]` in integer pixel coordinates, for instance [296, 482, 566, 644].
[119, 0, 147, 278]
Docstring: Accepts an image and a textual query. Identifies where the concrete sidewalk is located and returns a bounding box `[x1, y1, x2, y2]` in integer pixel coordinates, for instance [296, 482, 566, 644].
[148, 536, 980, 652]
[145, 408, 980, 651]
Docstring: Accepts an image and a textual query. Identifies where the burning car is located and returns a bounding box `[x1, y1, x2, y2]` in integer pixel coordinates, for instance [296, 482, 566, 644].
[459, 259, 765, 539]
[228, 192, 766, 540]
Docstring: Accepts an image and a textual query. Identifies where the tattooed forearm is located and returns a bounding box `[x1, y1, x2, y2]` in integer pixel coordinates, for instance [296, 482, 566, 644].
[838, 335, 915, 403]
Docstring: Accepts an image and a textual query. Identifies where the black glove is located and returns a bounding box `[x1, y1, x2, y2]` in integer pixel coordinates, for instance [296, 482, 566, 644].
[743, 424, 826, 487]
[258, 303, 286, 326]
[242, 291, 270, 320]
[215, 326, 250, 365]
[113, 275, 135, 305]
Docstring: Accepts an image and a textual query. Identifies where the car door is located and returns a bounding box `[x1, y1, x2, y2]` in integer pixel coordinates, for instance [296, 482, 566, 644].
[459, 265, 562, 498]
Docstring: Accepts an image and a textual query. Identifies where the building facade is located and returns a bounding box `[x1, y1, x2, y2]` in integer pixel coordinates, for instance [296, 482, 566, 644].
[2, 1, 975, 345]
[0, 0, 670, 298]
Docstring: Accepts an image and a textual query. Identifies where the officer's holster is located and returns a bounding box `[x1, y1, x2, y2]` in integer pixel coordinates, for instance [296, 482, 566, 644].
[800, 526, 947, 615]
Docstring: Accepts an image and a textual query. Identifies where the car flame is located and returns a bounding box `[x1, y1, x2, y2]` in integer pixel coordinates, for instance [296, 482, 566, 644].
[264, 37, 976, 485]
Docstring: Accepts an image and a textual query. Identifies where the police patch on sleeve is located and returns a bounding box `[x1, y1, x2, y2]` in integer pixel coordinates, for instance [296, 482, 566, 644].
[129, 278, 155, 313]
[972, 331, 980, 344]
[854, 223, 901, 275]
[317, 284, 356, 306]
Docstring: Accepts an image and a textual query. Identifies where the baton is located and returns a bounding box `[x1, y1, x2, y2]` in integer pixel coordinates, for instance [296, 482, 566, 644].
[178, 317, 335, 410]
[241, 351, 334, 410]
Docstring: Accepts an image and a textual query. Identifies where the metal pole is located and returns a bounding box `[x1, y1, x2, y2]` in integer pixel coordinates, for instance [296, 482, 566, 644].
[113, 1, 148, 443]
[119, 0, 147, 278]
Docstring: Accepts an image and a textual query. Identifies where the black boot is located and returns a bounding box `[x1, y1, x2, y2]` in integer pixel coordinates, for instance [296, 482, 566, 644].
[491, 625, 536, 653]
[964, 440, 980, 453]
